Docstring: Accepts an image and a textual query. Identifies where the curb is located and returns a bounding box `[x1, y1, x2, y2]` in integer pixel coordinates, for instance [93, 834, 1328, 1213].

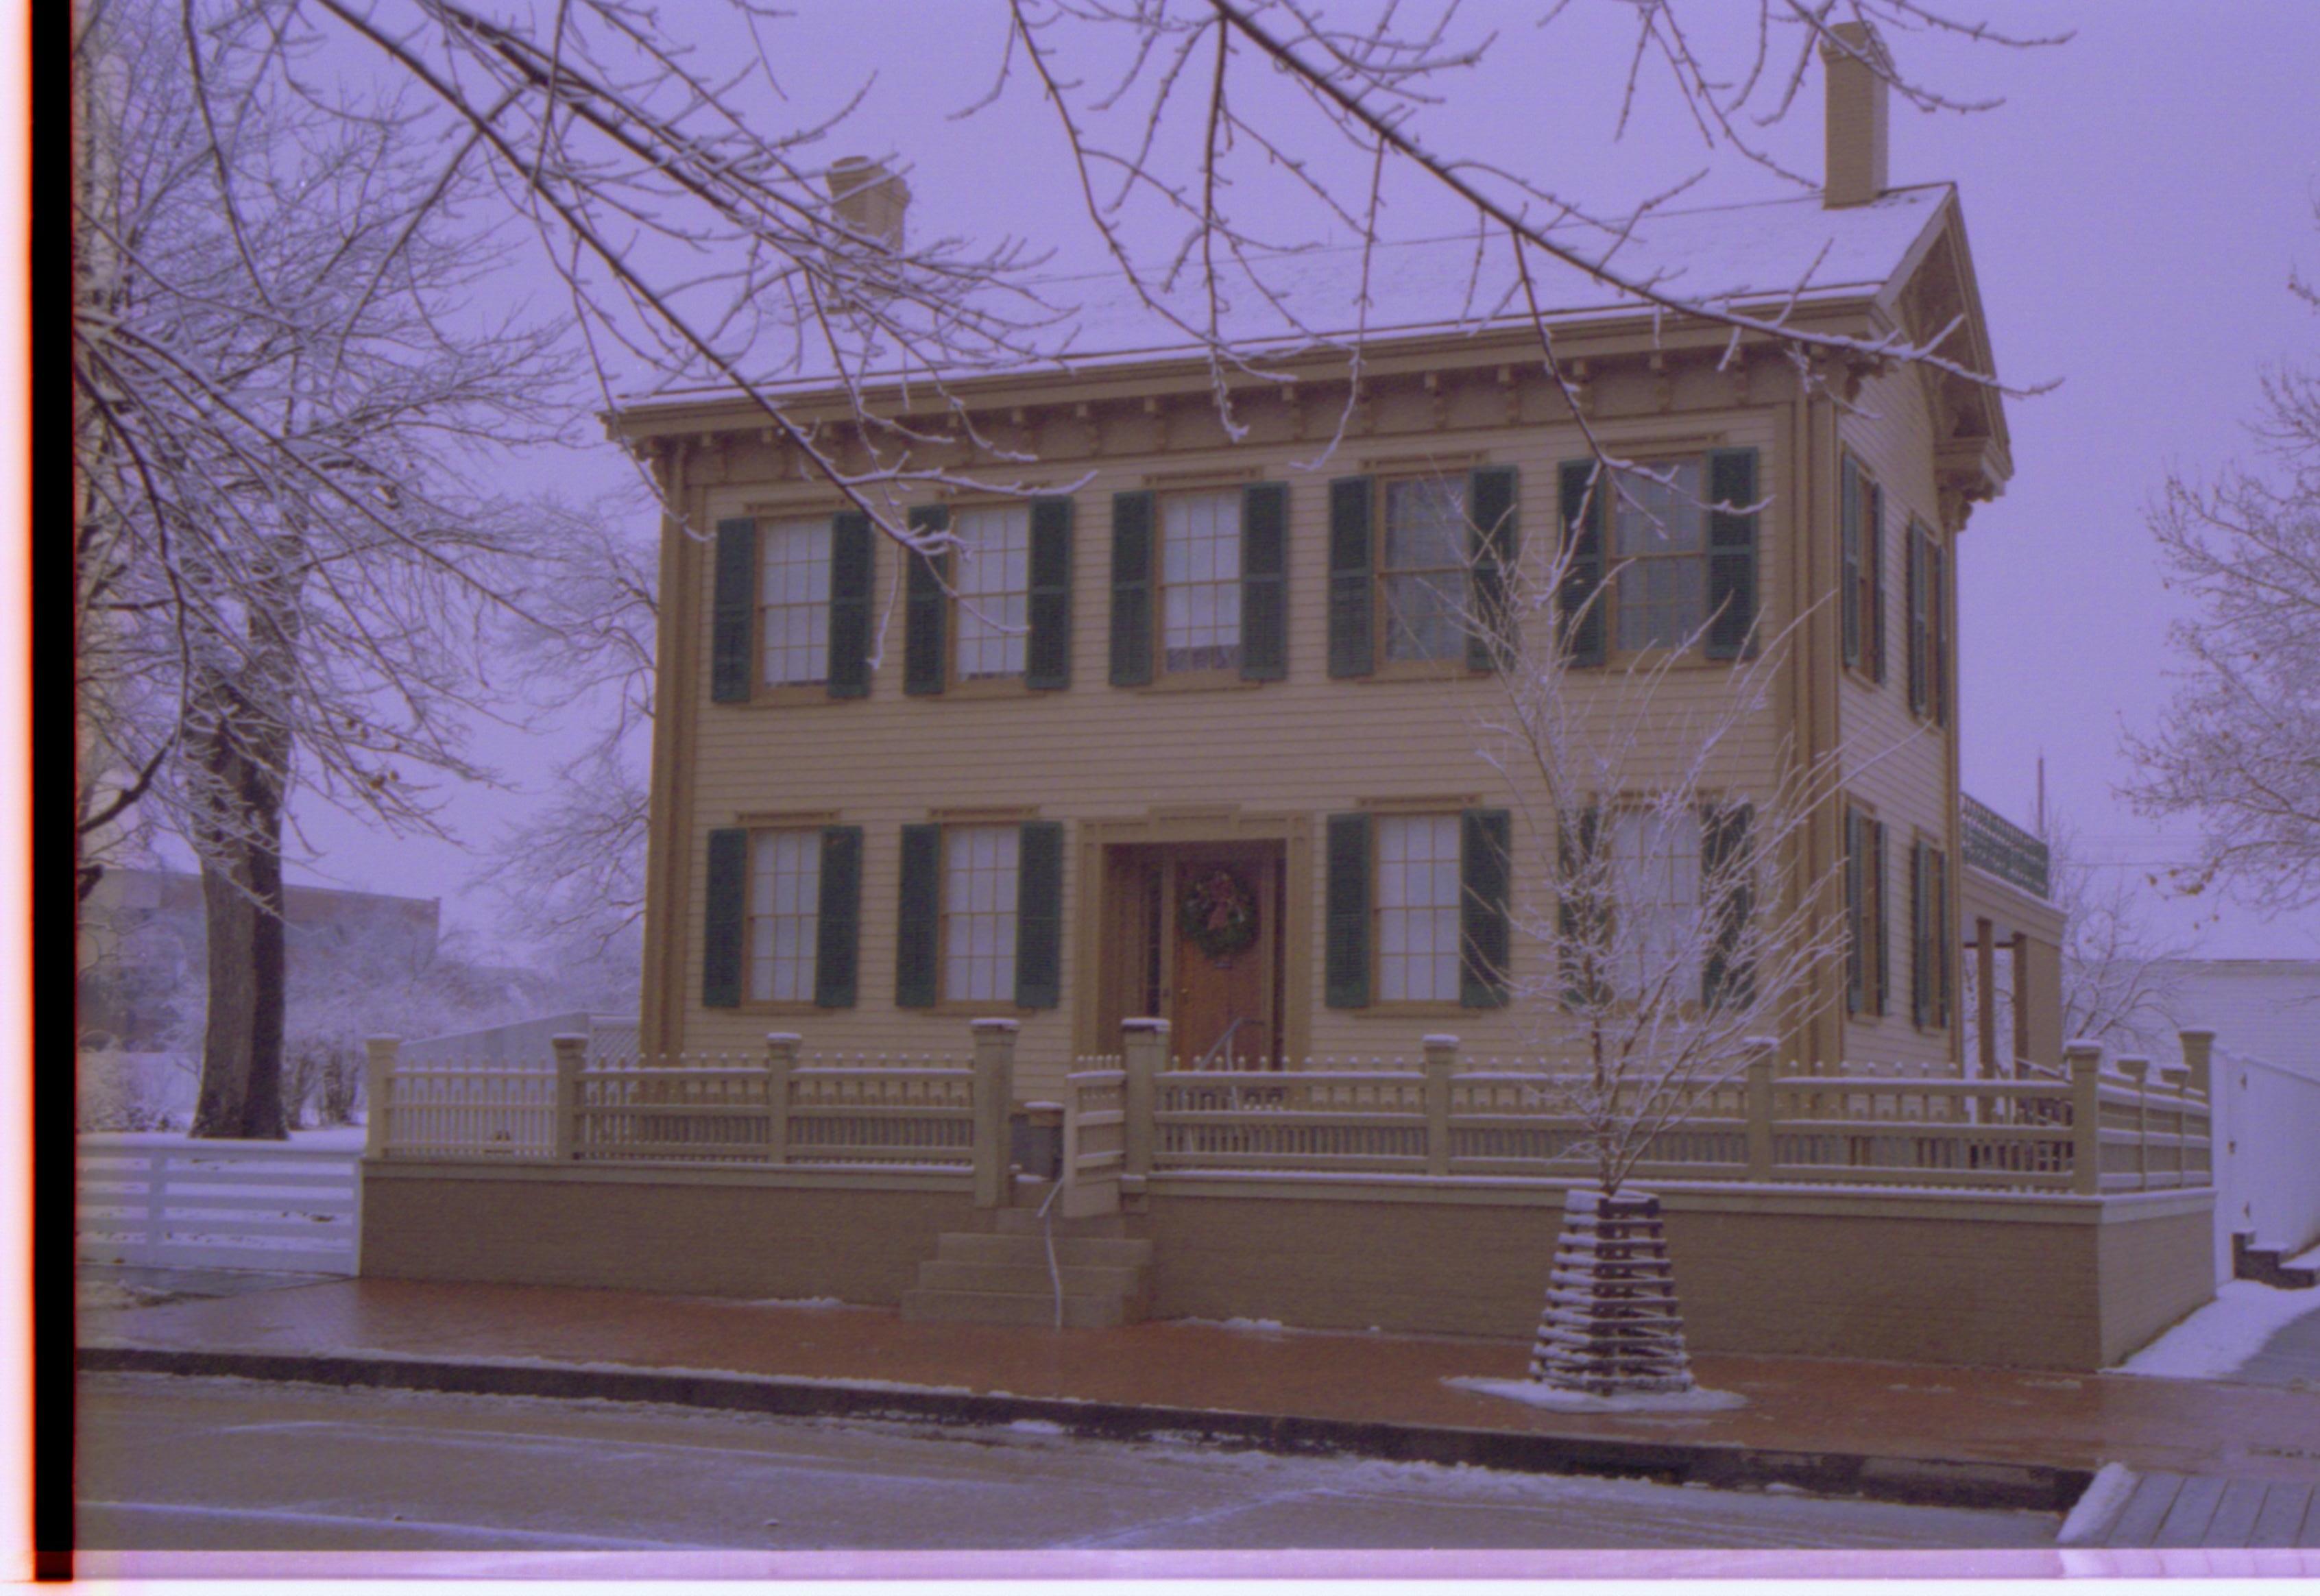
[80, 1342, 2090, 1514]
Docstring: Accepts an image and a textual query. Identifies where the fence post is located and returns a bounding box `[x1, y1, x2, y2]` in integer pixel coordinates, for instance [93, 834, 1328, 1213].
[1422, 1035, 1458, 1177]
[363, 1037, 400, 1159]
[2176, 1027, 2215, 1189]
[1745, 1037, 1778, 1181]
[549, 1034, 588, 1162]
[971, 1019, 1019, 1209]
[2066, 1039, 2103, 1196]
[1122, 1018, 1168, 1188]
[764, 1032, 800, 1166]
[2119, 1056, 2151, 1191]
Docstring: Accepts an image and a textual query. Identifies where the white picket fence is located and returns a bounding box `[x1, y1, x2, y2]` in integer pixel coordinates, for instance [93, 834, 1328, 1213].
[76, 1137, 359, 1274]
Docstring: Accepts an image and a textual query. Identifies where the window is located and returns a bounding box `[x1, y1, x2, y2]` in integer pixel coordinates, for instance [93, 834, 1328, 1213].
[1911, 838, 1953, 1029]
[1160, 492, 1242, 673]
[748, 831, 821, 1002]
[759, 517, 832, 686]
[1380, 477, 1469, 664]
[1841, 455, 1885, 679]
[943, 825, 1020, 1003]
[954, 504, 1030, 679]
[1844, 803, 1888, 1017]
[1375, 814, 1461, 1002]
[1557, 452, 1757, 667]
[1907, 520, 1948, 725]
[1611, 461, 1710, 653]
[1606, 808, 1704, 1000]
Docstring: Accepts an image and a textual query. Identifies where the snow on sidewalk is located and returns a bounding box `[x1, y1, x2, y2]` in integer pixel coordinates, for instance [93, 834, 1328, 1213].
[2110, 1281, 2320, 1382]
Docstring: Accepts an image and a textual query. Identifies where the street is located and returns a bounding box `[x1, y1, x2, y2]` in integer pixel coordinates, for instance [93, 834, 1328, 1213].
[78, 1372, 2061, 1553]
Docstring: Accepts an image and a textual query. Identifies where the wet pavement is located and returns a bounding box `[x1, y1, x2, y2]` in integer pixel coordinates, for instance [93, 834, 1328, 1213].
[2236, 1301, 2320, 1392]
[77, 1274, 2320, 1491]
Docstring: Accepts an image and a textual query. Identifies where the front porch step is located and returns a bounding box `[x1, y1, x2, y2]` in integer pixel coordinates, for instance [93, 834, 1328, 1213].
[898, 1287, 1141, 1329]
[901, 1210, 1153, 1328]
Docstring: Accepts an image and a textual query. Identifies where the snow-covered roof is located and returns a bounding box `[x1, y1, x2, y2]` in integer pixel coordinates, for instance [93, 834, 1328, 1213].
[631, 184, 1955, 409]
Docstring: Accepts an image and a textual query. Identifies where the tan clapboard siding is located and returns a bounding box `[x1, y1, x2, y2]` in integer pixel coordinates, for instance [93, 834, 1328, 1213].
[1835, 361, 1960, 1067]
[665, 398, 1865, 1098]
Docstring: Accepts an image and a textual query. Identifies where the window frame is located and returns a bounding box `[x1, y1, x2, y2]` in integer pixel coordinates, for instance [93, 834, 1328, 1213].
[1600, 801, 1708, 1006]
[1372, 474, 1474, 673]
[1370, 810, 1465, 1009]
[1152, 487, 1248, 681]
[742, 827, 823, 1010]
[937, 822, 1026, 1013]
[1841, 454, 1886, 684]
[755, 514, 836, 694]
[947, 500, 1036, 692]
[1911, 834, 1954, 1032]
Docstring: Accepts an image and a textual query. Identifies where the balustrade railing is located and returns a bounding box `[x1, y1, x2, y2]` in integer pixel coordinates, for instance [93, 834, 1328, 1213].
[1961, 793, 2052, 898]
[366, 1021, 2212, 1203]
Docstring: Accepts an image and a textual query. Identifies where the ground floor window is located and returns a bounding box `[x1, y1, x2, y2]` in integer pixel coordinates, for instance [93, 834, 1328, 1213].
[749, 830, 821, 1002]
[943, 825, 1020, 1003]
[1375, 814, 1462, 1001]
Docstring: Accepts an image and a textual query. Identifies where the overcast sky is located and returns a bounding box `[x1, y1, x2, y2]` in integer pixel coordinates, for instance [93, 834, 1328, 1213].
[232, 0, 2319, 964]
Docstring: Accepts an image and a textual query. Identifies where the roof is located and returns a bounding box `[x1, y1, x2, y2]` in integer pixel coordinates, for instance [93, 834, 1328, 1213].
[625, 184, 1959, 409]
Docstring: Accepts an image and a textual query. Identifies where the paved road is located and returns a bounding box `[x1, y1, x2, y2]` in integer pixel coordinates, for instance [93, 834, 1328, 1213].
[2236, 1298, 2320, 1392]
[78, 1373, 2060, 1554]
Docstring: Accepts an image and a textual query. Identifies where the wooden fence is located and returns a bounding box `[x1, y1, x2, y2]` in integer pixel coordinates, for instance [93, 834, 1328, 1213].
[364, 1020, 2212, 1207]
[77, 1139, 359, 1274]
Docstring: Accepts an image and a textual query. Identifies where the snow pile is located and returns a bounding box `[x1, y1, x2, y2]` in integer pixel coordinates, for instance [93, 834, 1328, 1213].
[1444, 1375, 1747, 1414]
[2109, 1280, 2319, 1381]
[2056, 1462, 2136, 1547]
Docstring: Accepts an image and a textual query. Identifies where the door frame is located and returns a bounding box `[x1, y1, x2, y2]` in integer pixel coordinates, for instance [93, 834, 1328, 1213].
[1073, 810, 1314, 1067]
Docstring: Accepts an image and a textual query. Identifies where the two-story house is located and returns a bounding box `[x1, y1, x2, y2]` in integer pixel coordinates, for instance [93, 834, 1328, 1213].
[610, 27, 2062, 1110]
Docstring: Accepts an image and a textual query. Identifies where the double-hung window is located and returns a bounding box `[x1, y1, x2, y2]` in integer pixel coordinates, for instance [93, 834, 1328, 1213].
[1325, 467, 1519, 677]
[1907, 520, 1949, 725]
[759, 518, 833, 686]
[954, 505, 1031, 680]
[1160, 492, 1244, 673]
[1323, 808, 1511, 1011]
[943, 825, 1020, 1002]
[895, 820, 1065, 1010]
[1844, 802, 1889, 1017]
[1606, 808, 1704, 1002]
[1556, 452, 1758, 666]
[1375, 814, 1462, 1002]
[1841, 455, 1886, 679]
[1610, 463, 1711, 653]
[1379, 478, 1469, 664]
[748, 830, 821, 1002]
[700, 824, 862, 1010]
[1911, 838, 1953, 1030]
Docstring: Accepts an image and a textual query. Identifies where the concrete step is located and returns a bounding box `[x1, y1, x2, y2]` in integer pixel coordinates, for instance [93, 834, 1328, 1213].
[899, 1287, 1141, 1329]
[991, 1209, 1131, 1240]
[935, 1232, 1153, 1269]
[915, 1259, 1149, 1300]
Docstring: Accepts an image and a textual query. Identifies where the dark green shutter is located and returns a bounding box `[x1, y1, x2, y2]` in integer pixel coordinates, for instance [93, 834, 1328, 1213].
[1932, 847, 1951, 1027]
[1558, 807, 1605, 1008]
[1705, 446, 1758, 661]
[1702, 802, 1754, 1010]
[1910, 841, 1929, 1028]
[1907, 529, 1929, 717]
[1109, 492, 1155, 687]
[1027, 496, 1074, 690]
[896, 823, 942, 1008]
[1844, 808, 1865, 1015]
[904, 505, 949, 696]
[1871, 819, 1889, 1016]
[1015, 821, 1064, 1009]
[1866, 481, 1886, 681]
[1241, 482, 1288, 681]
[702, 827, 748, 1008]
[1324, 812, 1372, 1008]
[1326, 476, 1374, 678]
[813, 827, 862, 1008]
[1466, 466, 1519, 673]
[1556, 461, 1606, 668]
[1929, 537, 1948, 727]
[826, 511, 873, 698]
[1460, 807, 1512, 1008]
[1840, 456, 1862, 669]
[712, 519, 757, 703]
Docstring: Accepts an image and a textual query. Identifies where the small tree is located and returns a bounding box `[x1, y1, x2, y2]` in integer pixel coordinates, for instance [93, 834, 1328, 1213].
[1464, 460, 1858, 1397]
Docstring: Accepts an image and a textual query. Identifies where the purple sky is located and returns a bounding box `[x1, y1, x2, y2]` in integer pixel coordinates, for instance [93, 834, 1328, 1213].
[252, 1, 2318, 963]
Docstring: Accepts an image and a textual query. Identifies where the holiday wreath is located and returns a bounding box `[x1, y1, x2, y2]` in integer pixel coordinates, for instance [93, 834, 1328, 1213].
[1178, 866, 1259, 960]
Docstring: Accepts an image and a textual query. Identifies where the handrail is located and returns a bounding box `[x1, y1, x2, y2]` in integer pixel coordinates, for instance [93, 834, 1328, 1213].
[1191, 1016, 1248, 1072]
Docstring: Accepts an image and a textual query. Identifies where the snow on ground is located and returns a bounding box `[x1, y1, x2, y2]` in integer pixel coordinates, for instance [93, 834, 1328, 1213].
[2110, 1281, 2320, 1381]
[80, 1126, 368, 1150]
[2289, 1244, 2320, 1272]
[1445, 1376, 1748, 1414]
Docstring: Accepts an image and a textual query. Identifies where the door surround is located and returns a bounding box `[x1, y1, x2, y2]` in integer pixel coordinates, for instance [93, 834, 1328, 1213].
[1072, 810, 1314, 1067]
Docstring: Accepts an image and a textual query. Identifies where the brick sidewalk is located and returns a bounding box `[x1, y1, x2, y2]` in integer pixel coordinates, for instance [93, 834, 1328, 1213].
[79, 1276, 2320, 1503]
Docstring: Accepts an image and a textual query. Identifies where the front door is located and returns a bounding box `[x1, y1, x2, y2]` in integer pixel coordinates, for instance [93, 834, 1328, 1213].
[1165, 844, 1277, 1069]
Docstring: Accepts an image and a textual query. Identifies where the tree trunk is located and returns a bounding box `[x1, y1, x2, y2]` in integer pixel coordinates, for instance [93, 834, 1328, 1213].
[189, 746, 289, 1141]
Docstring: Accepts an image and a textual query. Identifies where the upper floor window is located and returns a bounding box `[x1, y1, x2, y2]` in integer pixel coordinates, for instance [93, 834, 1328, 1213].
[1381, 478, 1469, 664]
[760, 517, 832, 686]
[1161, 491, 1244, 673]
[1556, 452, 1758, 668]
[1907, 520, 1949, 727]
[1841, 455, 1887, 681]
[954, 504, 1031, 680]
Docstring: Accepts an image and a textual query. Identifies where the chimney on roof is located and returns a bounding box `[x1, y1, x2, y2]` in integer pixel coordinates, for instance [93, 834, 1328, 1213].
[825, 156, 910, 252]
[1820, 21, 1891, 208]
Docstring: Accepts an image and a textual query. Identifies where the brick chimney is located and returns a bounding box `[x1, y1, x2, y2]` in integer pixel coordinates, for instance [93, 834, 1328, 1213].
[1820, 21, 1891, 208]
[825, 156, 910, 251]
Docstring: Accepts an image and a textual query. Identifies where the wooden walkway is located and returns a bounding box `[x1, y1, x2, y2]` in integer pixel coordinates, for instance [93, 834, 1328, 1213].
[2093, 1472, 2319, 1548]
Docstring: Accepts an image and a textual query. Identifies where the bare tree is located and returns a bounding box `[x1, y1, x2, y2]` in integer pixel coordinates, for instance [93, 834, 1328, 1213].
[2047, 816, 2187, 1054]
[2123, 232, 2320, 910]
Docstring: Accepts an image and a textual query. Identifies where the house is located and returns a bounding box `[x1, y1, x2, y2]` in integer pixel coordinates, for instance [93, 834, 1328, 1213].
[357, 27, 2211, 1373]
[608, 27, 2064, 1104]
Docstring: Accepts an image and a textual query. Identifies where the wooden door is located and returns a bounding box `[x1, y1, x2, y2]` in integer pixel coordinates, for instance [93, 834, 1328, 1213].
[1168, 845, 1277, 1069]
